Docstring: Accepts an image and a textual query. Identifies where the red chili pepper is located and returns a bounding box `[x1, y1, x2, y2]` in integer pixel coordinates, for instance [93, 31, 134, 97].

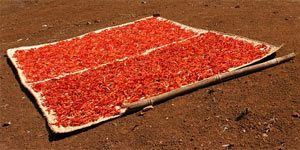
[14, 17, 197, 82]
[30, 31, 270, 127]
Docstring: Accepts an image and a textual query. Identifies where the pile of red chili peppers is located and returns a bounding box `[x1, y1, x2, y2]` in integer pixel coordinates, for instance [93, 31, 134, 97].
[14, 17, 196, 82]
[13, 17, 271, 127]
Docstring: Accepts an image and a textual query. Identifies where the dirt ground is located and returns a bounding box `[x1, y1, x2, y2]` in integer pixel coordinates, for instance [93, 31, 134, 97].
[0, 0, 299, 149]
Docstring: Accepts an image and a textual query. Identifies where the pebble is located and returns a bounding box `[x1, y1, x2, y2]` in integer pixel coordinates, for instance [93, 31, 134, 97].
[138, 111, 144, 116]
[223, 126, 229, 131]
[207, 88, 215, 95]
[94, 20, 100, 23]
[222, 143, 234, 148]
[262, 133, 268, 138]
[2, 122, 11, 127]
[0, 104, 9, 108]
[153, 13, 160, 17]
[292, 112, 299, 118]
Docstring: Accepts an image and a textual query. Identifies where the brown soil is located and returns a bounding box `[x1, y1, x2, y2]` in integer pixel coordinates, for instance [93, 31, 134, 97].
[0, 0, 299, 149]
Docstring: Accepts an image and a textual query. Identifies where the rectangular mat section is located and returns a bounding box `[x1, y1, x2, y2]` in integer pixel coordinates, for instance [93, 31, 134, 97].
[7, 16, 281, 133]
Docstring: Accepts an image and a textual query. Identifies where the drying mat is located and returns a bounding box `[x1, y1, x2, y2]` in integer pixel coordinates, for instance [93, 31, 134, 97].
[7, 16, 282, 133]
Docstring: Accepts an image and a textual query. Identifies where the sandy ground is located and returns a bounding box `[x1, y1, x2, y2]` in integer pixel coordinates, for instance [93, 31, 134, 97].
[0, 0, 299, 149]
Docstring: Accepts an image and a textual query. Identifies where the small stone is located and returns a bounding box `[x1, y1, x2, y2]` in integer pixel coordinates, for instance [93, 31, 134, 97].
[138, 111, 144, 116]
[42, 24, 48, 28]
[207, 88, 215, 95]
[273, 11, 279, 14]
[262, 133, 268, 137]
[235, 108, 249, 121]
[212, 97, 216, 102]
[2, 122, 11, 127]
[234, 5, 240, 8]
[141, 0, 146, 4]
[204, 4, 208, 7]
[292, 112, 300, 118]
[222, 126, 229, 132]
[131, 125, 138, 131]
[204, 117, 210, 121]
[153, 13, 160, 17]
[94, 20, 100, 23]
[222, 143, 234, 148]
[86, 21, 92, 25]
[0, 104, 8, 108]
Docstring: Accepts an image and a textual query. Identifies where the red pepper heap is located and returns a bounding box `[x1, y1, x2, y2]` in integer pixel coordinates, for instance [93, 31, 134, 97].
[13, 17, 197, 83]
[32, 32, 270, 127]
